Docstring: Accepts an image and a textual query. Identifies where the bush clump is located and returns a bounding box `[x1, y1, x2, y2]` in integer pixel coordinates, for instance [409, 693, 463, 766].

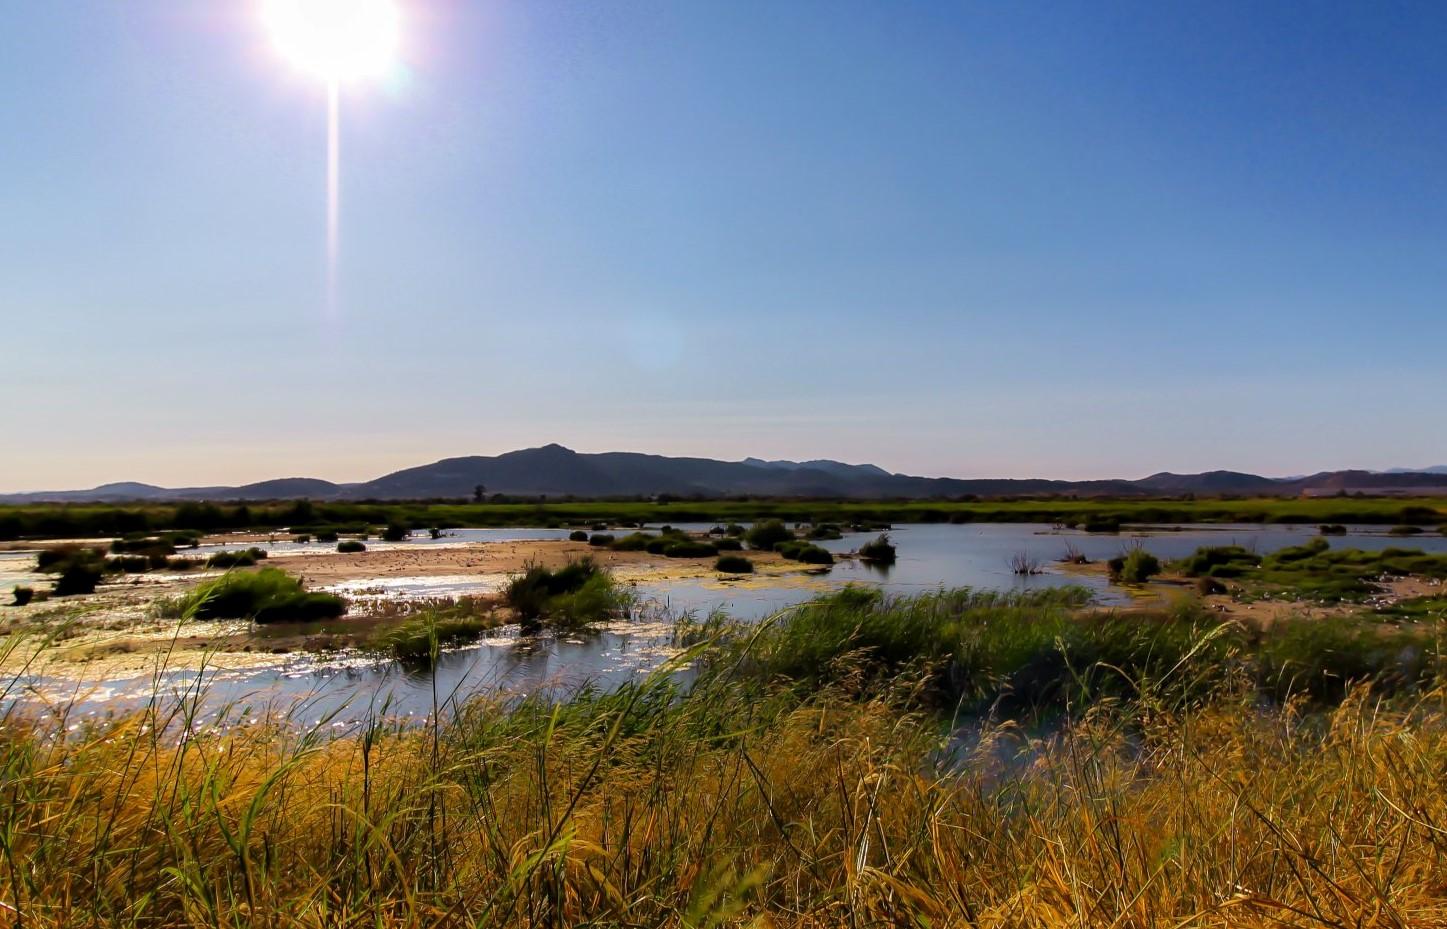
[36, 544, 106, 573]
[381, 524, 410, 542]
[1109, 548, 1161, 584]
[503, 558, 626, 627]
[166, 568, 346, 623]
[776, 540, 835, 565]
[337, 540, 367, 554]
[568, 530, 589, 542]
[662, 540, 717, 558]
[206, 548, 268, 569]
[746, 520, 795, 551]
[806, 523, 843, 540]
[36, 545, 109, 596]
[1390, 525, 1424, 536]
[1175, 545, 1262, 578]
[608, 533, 653, 552]
[1318, 524, 1347, 535]
[378, 615, 497, 662]
[12, 586, 34, 606]
[858, 534, 897, 564]
[588, 533, 615, 547]
[715, 554, 754, 574]
[713, 538, 743, 551]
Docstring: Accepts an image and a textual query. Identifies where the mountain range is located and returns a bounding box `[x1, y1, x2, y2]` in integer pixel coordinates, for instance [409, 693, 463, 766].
[2, 444, 1446, 503]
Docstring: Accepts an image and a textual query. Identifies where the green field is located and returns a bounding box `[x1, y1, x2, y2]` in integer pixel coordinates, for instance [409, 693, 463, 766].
[1, 495, 1444, 540]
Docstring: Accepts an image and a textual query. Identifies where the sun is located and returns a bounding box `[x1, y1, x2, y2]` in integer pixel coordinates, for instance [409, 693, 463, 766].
[264, 0, 399, 84]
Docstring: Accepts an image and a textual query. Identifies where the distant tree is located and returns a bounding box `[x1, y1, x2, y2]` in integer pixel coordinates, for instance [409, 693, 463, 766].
[473, 484, 486, 503]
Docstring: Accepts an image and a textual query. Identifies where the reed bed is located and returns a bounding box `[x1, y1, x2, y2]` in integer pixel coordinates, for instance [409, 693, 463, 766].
[2, 592, 1447, 926]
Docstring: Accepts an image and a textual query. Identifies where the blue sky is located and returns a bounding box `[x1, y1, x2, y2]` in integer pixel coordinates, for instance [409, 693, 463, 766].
[2, 1, 1444, 490]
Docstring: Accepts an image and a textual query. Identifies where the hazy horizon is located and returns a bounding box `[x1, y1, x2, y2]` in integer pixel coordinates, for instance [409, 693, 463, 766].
[4, 1, 1444, 490]
[4, 438, 1447, 496]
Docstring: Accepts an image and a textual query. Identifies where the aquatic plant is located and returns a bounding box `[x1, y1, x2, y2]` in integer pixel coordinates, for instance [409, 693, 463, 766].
[503, 557, 625, 626]
[714, 554, 754, 573]
[1174, 544, 1261, 578]
[858, 533, 896, 564]
[1319, 523, 1347, 535]
[1390, 524, 1424, 535]
[163, 567, 345, 623]
[775, 540, 834, 565]
[661, 539, 717, 558]
[1008, 551, 1042, 575]
[745, 519, 794, 551]
[1109, 546, 1161, 583]
[206, 547, 268, 568]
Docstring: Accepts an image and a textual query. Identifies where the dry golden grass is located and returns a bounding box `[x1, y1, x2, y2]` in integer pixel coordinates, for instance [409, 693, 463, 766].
[3, 672, 1447, 927]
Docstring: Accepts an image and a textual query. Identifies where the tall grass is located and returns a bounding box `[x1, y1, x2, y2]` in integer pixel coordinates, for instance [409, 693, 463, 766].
[4, 626, 1447, 926]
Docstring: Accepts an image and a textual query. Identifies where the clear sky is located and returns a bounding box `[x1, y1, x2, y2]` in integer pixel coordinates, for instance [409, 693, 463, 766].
[2, 1, 1444, 491]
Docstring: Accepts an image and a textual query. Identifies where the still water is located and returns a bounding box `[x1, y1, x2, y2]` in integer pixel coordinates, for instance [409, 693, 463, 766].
[11, 523, 1445, 724]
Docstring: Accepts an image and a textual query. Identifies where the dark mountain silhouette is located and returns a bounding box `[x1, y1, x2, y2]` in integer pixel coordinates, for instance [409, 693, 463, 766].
[3, 444, 1445, 503]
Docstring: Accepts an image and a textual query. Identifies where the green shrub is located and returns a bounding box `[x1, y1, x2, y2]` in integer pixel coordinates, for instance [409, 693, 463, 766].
[206, 548, 267, 569]
[715, 555, 753, 574]
[609, 532, 652, 552]
[316, 530, 340, 543]
[292, 534, 312, 544]
[746, 520, 794, 551]
[858, 534, 896, 564]
[377, 615, 496, 661]
[1318, 524, 1347, 535]
[167, 568, 345, 623]
[1175, 545, 1261, 578]
[569, 530, 589, 542]
[588, 533, 615, 547]
[1196, 576, 1227, 596]
[504, 558, 624, 626]
[713, 538, 742, 551]
[806, 523, 843, 540]
[337, 540, 366, 554]
[36, 545, 109, 596]
[1390, 525, 1424, 536]
[1110, 547, 1160, 583]
[725, 523, 746, 537]
[381, 524, 410, 542]
[54, 560, 104, 596]
[36, 544, 106, 573]
[662, 540, 717, 558]
[776, 540, 834, 565]
[165, 557, 202, 571]
[11, 586, 33, 606]
[110, 537, 176, 557]
[106, 556, 152, 574]
[1080, 516, 1122, 533]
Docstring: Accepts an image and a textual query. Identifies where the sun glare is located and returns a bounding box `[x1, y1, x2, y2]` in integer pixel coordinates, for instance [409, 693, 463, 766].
[264, 0, 399, 83]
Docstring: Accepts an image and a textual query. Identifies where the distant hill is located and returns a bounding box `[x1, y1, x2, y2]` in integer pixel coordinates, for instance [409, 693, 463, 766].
[3, 444, 1446, 503]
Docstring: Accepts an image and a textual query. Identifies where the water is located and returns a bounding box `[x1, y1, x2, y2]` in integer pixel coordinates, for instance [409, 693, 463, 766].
[8, 523, 1445, 723]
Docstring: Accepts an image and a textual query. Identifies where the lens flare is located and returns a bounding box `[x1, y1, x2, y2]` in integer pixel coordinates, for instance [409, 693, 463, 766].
[264, 0, 399, 83]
